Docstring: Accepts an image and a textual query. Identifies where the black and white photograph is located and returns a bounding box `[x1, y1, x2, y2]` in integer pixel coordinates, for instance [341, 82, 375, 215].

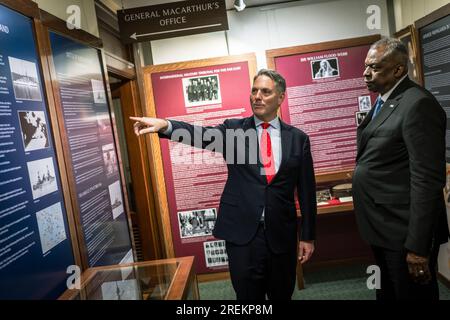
[311, 58, 340, 79]
[96, 112, 112, 136]
[182, 75, 221, 107]
[27, 157, 58, 200]
[109, 180, 124, 219]
[358, 95, 372, 112]
[355, 111, 368, 126]
[203, 240, 228, 268]
[102, 143, 118, 176]
[36, 202, 67, 255]
[18, 111, 49, 152]
[178, 208, 217, 239]
[8, 56, 42, 101]
[91, 79, 106, 104]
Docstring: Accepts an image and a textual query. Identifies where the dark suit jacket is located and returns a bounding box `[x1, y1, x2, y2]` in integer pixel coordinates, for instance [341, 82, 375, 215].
[353, 77, 449, 256]
[160, 116, 317, 254]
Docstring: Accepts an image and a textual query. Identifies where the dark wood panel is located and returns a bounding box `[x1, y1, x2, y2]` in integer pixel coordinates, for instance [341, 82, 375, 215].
[0, 0, 39, 18]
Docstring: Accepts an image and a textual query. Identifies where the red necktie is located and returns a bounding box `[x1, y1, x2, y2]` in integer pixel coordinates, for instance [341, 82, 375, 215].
[260, 123, 275, 183]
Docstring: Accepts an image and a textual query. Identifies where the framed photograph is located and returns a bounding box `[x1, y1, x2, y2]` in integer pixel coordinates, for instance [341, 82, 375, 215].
[91, 79, 107, 104]
[203, 240, 228, 268]
[36, 202, 67, 254]
[18, 110, 49, 152]
[108, 180, 124, 219]
[355, 111, 368, 126]
[8, 56, 42, 101]
[102, 143, 118, 177]
[394, 25, 422, 84]
[178, 208, 217, 239]
[358, 95, 372, 112]
[27, 157, 58, 200]
[182, 75, 221, 107]
[311, 57, 340, 79]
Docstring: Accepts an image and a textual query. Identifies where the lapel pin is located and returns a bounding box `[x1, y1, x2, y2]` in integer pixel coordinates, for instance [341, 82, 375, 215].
[389, 104, 395, 108]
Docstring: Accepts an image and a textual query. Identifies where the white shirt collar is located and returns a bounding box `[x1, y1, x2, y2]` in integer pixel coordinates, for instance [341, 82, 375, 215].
[254, 115, 280, 130]
[380, 74, 408, 102]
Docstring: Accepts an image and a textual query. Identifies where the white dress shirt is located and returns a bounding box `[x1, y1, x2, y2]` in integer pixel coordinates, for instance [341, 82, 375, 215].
[380, 74, 408, 105]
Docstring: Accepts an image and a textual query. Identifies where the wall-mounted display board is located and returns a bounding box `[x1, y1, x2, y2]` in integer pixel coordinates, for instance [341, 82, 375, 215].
[415, 3, 450, 283]
[394, 25, 422, 85]
[46, 31, 134, 268]
[142, 54, 257, 273]
[267, 35, 380, 177]
[415, 3, 450, 162]
[0, 2, 76, 299]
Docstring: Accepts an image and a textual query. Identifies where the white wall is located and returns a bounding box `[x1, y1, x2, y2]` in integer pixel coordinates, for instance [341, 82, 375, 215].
[150, 0, 390, 69]
[33, 0, 99, 37]
[394, 0, 450, 31]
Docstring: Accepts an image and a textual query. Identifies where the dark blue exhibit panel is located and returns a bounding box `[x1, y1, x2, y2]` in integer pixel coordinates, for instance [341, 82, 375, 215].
[49, 32, 133, 268]
[0, 4, 75, 299]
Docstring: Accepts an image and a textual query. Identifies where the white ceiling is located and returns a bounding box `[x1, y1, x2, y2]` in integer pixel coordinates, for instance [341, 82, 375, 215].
[103, 0, 302, 11]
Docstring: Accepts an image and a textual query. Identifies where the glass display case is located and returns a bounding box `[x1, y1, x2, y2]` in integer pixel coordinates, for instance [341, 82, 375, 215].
[59, 256, 198, 300]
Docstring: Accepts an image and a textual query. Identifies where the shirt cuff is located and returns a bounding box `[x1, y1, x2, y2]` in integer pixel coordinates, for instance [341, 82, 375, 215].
[160, 120, 172, 135]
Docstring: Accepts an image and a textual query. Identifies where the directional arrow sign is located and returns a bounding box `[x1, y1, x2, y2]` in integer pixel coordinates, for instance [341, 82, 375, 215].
[118, 0, 228, 44]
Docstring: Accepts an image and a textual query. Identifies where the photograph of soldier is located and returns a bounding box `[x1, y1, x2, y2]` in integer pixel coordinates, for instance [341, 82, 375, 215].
[183, 75, 221, 107]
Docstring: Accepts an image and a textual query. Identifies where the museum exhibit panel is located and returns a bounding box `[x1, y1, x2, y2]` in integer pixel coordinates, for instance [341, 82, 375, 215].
[415, 3, 450, 283]
[0, 2, 78, 300]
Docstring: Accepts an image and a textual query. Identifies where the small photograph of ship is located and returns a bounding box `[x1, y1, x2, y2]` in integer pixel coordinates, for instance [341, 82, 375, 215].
[8, 56, 42, 101]
[27, 157, 58, 199]
[108, 180, 124, 219]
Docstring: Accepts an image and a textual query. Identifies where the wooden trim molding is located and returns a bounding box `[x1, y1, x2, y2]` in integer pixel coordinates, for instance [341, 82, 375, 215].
[33, 17, 84, 270]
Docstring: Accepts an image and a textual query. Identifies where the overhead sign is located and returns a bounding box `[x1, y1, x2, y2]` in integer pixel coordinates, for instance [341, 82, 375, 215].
[117, 0, 228, 44]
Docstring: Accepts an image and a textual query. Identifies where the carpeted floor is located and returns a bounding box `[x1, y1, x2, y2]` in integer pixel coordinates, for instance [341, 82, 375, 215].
[198, 264, 450, 300]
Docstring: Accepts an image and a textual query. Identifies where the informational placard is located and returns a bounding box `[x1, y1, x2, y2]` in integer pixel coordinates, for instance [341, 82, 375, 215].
[416, 4, 450, 282]
[49, 32, 133, 267]
[0, 4, 75, 299]
[149, 59, 254, 273]
[418, 14, 450, 161]
[271, 44, 377, 173]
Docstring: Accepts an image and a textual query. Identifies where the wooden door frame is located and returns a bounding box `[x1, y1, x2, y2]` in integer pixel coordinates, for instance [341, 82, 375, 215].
[110, 78, 165, 261]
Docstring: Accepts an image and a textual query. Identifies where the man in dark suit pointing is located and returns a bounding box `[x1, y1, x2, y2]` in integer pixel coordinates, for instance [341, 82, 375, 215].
[131, 69, 317, 300]
[353, 38, 449, 300]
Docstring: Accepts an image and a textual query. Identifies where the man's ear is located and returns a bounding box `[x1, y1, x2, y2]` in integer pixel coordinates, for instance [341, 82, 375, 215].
[394, 64, 406, 78]
[278, 91, 286, 105]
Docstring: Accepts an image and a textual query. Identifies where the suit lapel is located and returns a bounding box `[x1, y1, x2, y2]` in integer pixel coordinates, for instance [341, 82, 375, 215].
[357, 77, 412, 160]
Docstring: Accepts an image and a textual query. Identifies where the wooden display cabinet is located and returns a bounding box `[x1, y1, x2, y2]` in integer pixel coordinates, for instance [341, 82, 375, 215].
[59, 256, 199, 300]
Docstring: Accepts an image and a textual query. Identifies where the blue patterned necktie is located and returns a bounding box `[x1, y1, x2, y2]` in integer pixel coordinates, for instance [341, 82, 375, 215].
[372, 97, 384, 119]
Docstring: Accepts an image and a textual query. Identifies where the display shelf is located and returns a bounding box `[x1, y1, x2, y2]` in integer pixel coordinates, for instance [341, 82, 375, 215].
[317, 202, 354, 215]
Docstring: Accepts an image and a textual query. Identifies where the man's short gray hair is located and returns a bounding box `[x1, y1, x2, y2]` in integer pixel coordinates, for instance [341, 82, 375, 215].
[254, 69, 286, 93]
[370, 37, 409, 67]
